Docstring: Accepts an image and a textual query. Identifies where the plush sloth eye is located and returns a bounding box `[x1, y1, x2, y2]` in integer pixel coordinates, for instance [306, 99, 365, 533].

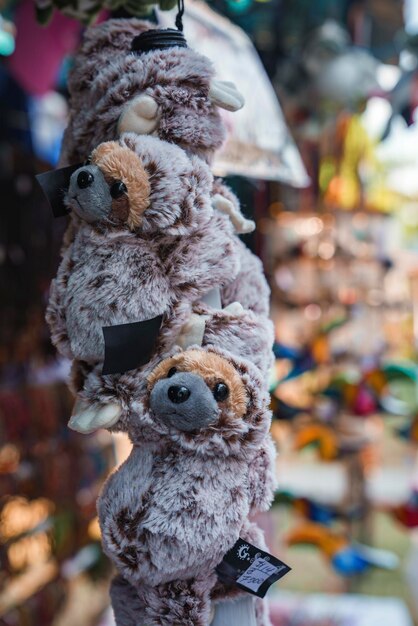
[167, 367, 177, 378]
[110, 180, 127, 199]
[213, 382, 229, 402]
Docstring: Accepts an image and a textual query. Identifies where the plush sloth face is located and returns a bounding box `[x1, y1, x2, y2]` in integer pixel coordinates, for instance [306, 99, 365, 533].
[143, 348, 271, 457]
[65, 135, 213, 234]
[128, 348, 271, 456]
[148, 350, 248, 434]
[66, 142, 150, 230]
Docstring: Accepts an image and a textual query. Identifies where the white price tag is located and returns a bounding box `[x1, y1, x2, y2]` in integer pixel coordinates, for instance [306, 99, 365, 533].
[237, 557, 280, 593]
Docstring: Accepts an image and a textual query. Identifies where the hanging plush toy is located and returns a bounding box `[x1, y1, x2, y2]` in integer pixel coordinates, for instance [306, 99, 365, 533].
[41, 13, 280, 624]
[42, 19, 275, 433]
[45, 133, 273, 432]
[59, 19, 270, 319]
[97, 346, 277, 625]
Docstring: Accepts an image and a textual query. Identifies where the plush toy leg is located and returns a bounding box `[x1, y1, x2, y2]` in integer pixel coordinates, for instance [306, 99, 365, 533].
[210, 523, 273, 626]
[110, 575, 145, 626]
[254, 598, 272, 626]
[111, 575, 272, 626]
[68, 398, 121, 433]
[110, 575, 214, 626]
[139, 577, 214, 626]
[211, 597, 257, 626]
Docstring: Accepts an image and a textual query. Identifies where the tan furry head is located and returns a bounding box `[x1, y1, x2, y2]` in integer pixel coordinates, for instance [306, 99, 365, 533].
[130, 347, 272, 457]
[147, 349, 248, 419]
[91, 141, 151, 230]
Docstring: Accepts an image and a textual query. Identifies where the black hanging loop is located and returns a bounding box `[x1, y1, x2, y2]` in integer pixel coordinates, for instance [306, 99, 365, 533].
[175, 0, 185, 32]
[130, 0, 188, 54]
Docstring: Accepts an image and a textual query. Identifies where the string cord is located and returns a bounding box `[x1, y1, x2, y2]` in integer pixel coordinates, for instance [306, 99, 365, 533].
[175, 0, 185, 31]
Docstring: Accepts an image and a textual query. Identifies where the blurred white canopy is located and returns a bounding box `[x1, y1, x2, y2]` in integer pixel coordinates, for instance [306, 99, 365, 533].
[159, 0, 309, 187]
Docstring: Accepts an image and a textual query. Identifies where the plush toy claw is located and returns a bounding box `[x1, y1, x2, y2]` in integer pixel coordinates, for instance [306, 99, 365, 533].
[117, 80, 245, 139]
[223, 302, 245, 315]
[212, 194, 255, 234]
[176, 313, 210, 350]
[69, 399, 121, 434]
[176, 302, 245, 349]
[208, 79, 245, 112]
[117, 94, 161, 137]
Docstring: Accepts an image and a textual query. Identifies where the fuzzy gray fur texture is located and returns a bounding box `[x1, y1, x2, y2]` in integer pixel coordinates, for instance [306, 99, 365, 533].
[60, 18, 224, 166]
[50, 20, 277, 624]
[47, 134, 274, 431]
[58, 18, 271, 320]
[97, 346, 276, 626]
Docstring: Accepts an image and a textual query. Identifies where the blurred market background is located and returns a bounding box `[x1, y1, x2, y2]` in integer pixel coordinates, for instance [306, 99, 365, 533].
[2, 0, 418, 624]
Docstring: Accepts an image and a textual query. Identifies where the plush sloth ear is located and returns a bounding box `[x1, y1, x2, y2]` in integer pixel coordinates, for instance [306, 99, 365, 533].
[117, 94, 161, 137]
[35, 163, 83, 217]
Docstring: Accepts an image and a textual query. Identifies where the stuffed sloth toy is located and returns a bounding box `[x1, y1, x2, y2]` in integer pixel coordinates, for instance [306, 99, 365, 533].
[49, 17, 278, 624]
[46, 133, 273, 433]
[98, 347, 276, 626]
[59, 18, 271, 320]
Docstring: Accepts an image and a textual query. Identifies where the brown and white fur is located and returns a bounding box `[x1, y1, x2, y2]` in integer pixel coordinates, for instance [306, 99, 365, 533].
[98, 347, 276, 626]
[59, 18, 272, 319]
[46, 134, 273, 433]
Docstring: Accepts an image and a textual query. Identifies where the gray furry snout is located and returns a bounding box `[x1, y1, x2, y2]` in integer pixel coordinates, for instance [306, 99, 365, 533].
[66, 164, 112, 223]
[150, 372, 219, 432]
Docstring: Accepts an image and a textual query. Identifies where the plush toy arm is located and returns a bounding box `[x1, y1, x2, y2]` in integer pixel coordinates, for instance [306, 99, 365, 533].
[111, 574, 215, 626]
[221, 239, 271, 318]
[63, 230, 173, 364]
[212, 179, 255, 235]
[67, 299, 193, 433]
[110, 575, 145, 626]
[45, 244, 75, 360]
[200, 305, 274, 378]
[211, 180, 270, 317]
[166, 212, 241, 298]
[247, 435, 277, 514]
[97, 447, 157, 583]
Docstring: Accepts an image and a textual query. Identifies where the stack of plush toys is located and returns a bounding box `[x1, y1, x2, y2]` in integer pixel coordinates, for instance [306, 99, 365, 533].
[39, 16, 279, 626]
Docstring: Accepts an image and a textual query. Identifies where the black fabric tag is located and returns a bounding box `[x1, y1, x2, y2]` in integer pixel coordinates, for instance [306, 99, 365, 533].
[102, 315, 163, 375]
[216, 538, 291, 598]
[35, 163, 82, 217]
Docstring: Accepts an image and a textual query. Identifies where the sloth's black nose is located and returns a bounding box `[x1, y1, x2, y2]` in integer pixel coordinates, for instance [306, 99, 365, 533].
[77, 170, 94, 189]
[167, 385, 191, 404]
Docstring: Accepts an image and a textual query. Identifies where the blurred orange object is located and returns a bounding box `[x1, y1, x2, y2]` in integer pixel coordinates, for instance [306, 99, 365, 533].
[286, 521, 347, 558]
[294, 423, 339, 460]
